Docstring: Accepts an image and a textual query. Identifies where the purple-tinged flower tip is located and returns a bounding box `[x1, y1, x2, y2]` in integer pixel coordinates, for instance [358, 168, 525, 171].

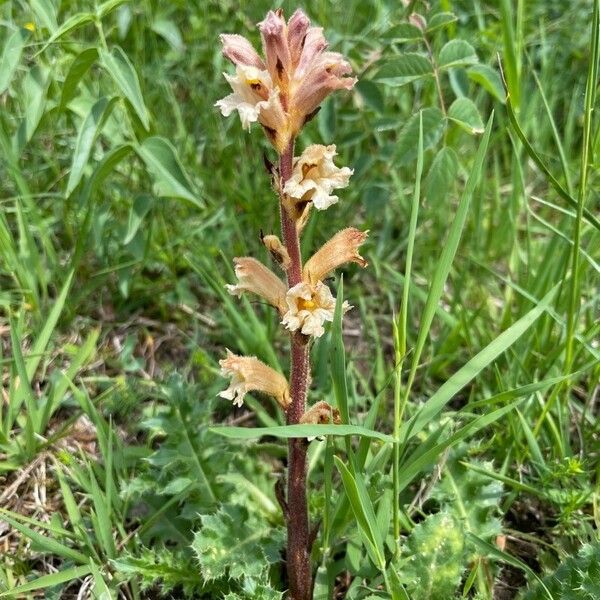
[220, 33, 265, 69]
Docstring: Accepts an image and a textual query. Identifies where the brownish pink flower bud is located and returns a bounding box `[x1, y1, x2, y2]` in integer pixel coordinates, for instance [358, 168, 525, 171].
[219, 350, 290, 408]
[300, 401, 341, 425]
[226, 257, 287, 314]
[287, 9, 311, 67]
[262, 234, 291, 269]
[220, 34, 265, 69]
[303, 228, 368, 285]
[259, 10, 291, 89]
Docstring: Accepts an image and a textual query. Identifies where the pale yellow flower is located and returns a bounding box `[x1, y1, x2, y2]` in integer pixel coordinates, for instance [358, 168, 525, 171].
[219, 350, 290, 408]
[215, 65, 287, 136]
[303, 228, 368, 285]
[283, 144, 353, 211]
[225, 257, 287, 314]
[282, 281, 349, 338]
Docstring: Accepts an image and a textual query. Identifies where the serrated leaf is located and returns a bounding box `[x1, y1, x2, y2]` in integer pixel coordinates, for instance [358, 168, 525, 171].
[100, 46, 149, 129]
[448, 97, 485, 134]
[424, 146, 458, 204]
[427, 12, 457, 32]
[60, 47, 99, 110]
[438, 39, 478, 69]
[375, 53, 433, 87]
[467, 64, 505, 103]
[136, 136, 200, 206]
[67, 96, 118, 194]
[396, 513, 464, 600]
[191, 504, 284, 581]
[0, 28, 28, 94]
[396, 107, 445, 164]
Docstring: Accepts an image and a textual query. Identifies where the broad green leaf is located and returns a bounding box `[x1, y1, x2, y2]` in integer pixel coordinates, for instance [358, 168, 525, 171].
[438, 39, 478, 69]
[38, 13, 95, 54]
[211, 424, 393, 443]
[396, 107, 444, 164]
[89, 560, 113, 600]
[402, 285, 557, 443]
[60, 48, 99, 110]
[124, 194, 155, 244]
[67, 96, 118, 194]
[0, 28, 28, 94]
[0, 566, 92, 597]
[448, 97, 485, 134]
[13, 65, 50, 154]
[30, 0, 58, 32]
[467, 64, 505, 103]
[424, 146, 458, 204]
[136, 136, 200, 206]
[100, 46, 149, 129]
[96, 0, 130, 19]
[335, 457, 385, 569]
[382, 23, 423, 42]
[427, 12, 457, 32]
[356, 79, 384, 113]
[375, 53, 433, 87]
[151, 19, 185, 52]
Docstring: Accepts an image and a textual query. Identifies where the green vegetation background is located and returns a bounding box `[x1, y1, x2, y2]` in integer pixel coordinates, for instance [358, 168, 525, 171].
[0, 0, 598, 598]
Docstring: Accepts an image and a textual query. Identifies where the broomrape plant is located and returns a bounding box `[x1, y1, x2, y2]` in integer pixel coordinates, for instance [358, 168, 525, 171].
[215, 8, 362, 600]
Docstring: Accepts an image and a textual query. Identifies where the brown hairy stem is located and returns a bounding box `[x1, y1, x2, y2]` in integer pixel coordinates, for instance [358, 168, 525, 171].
[279, 140, 313, 600]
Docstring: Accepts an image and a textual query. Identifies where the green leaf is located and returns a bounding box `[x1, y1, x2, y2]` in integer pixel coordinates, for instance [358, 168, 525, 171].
[0, 28, 28, 94]
[396, 513, 464, 600]
[0, 511, 88, 564]
[382, 23, 423, 42]
[136, 136, 200, 206]
[100, 46, 149, 129]
[191, 504, 283, 581]
[424, 146, 458, 204]
[467, 64, 505, 103]
[151, 18, 185, 52]
[60, 47, 99, 111]
[67, 96, 118, 195]
[30, 0, 59, 32]
[210, 424, 393, 443]
[427, 12, 457, 32]
[0, 566, 92, 597]
[334, 457, 385, 569]
[124, 194, 155, 244]
[448, 97, 485, 134]
[402, 284, 556, 443]
[438, 40, 478, 69]
[356, 79, 384, 113]
[13, 65, 50, 154]
[331, 278, 349, 424]
[38, 13, 95, 54]
[96, 0, 130, 19]
[374, 53, 433, 87]
[396, 107, 445, 165]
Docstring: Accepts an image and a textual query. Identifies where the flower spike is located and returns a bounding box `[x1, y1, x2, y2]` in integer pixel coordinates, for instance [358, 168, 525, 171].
[219, 350, 290, 408]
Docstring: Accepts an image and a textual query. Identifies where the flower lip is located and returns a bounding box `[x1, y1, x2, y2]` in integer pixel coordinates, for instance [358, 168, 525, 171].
[283, 144, 353, 212]
[282, 281, 350, 338]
